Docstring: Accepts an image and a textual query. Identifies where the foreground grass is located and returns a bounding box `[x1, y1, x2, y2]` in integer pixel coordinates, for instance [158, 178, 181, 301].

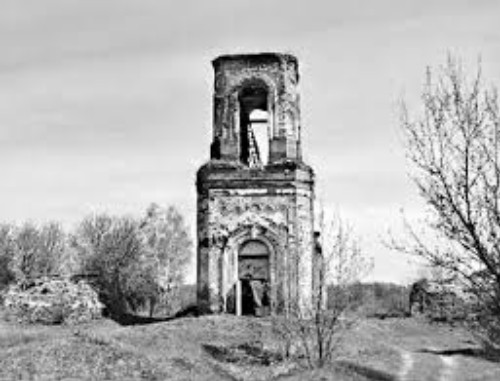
[0, 313, 499, 381]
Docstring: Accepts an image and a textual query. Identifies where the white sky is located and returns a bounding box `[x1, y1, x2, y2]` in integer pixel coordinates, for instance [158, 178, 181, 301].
[1, 0, 499, 284]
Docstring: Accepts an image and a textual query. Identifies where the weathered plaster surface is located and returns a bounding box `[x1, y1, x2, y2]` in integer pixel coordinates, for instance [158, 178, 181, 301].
[196, 53, 315, 314]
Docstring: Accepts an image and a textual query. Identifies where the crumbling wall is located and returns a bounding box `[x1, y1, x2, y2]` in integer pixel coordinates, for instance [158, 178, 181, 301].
[198, 189, 290, 313]
[197, 179, 314, 314]
[197, 53, 315, 315]
[3, 277, 103, 325]
[211, 53, 302, 163]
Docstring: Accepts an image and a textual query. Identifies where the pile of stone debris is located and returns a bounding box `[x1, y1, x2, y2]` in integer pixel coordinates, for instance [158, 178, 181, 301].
[3, 276, 103, 325]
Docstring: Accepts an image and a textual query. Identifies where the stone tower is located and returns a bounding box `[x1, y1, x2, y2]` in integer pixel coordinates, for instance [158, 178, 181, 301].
[196, 53, 315, 315]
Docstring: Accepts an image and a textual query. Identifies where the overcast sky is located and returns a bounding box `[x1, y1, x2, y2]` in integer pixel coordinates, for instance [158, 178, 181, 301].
[1, 0, 499, 283]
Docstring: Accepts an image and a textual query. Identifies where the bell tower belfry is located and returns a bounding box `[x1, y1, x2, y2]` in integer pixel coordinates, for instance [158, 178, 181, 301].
[196, 53, 315, 315]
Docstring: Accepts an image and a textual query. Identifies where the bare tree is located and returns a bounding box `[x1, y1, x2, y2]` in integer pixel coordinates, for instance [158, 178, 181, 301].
[138, 203, 193, 316]
[9, 222, 65, 284]
[73, 205, 192, 318]
[74, 214, 143, 317]
[399, 56, 500, 347]
[38, 222, 66, 277]
[273, 212, 371, 368]
[0, 224, 15, 290]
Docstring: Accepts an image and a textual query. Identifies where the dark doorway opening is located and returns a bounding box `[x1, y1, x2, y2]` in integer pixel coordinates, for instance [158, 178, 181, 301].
[240, 279, 270, 316]
[238, 240, 270, 316]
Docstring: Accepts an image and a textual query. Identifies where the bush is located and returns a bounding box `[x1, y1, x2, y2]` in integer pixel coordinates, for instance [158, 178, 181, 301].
[330, 282, 410, 319]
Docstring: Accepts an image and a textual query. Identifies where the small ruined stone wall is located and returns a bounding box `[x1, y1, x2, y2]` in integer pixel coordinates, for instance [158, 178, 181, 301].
[409, 280, 472, 321]
[3, 277, 103, 325]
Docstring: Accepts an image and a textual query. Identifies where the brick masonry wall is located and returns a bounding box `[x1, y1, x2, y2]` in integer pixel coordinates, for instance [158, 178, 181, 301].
[196, 53, 315, 314]
[211, 53, 301, 162]
[197, 174, 314, 313]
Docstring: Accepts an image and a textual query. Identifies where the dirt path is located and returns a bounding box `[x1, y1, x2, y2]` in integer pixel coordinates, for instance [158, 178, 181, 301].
[398, 350, 413, 381]
[438, 355, 456, 381]
[363, 320, 464, 381]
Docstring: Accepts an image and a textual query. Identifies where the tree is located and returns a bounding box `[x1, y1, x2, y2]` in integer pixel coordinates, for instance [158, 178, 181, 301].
[73, 204, 193, 318]
[273, 213, 371, 368]
[9, 222, 65, 284]
[0, 224, 15, 290]
[37, 222, 66, 277]
[121, 260, 160, 316]
[74, 214, 143, 317]
[399, 56, 500, 347]
[138, 203, 193, 316]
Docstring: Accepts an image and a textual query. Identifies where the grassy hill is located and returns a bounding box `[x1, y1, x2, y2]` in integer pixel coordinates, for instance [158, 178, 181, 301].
[1, 311, 499, 381]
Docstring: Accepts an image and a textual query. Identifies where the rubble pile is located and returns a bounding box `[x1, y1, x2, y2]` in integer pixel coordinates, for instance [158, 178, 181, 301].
[3, 277, 103, 325]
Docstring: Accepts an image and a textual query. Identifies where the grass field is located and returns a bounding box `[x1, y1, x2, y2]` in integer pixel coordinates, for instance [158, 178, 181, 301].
[1, 312, 499, 381]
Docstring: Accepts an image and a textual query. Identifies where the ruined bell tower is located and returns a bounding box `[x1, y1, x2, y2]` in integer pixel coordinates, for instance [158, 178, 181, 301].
[196, 53, 315, 315]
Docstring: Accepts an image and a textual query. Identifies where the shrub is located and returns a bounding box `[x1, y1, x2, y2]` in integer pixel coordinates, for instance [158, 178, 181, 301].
[331, 282, 410, 319]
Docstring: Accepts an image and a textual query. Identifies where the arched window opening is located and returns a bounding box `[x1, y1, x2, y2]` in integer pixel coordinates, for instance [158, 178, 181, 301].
[239, 83, 270, 167]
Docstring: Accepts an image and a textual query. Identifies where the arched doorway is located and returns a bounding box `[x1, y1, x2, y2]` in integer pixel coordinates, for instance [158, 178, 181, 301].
[237, 240, 271, 316]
